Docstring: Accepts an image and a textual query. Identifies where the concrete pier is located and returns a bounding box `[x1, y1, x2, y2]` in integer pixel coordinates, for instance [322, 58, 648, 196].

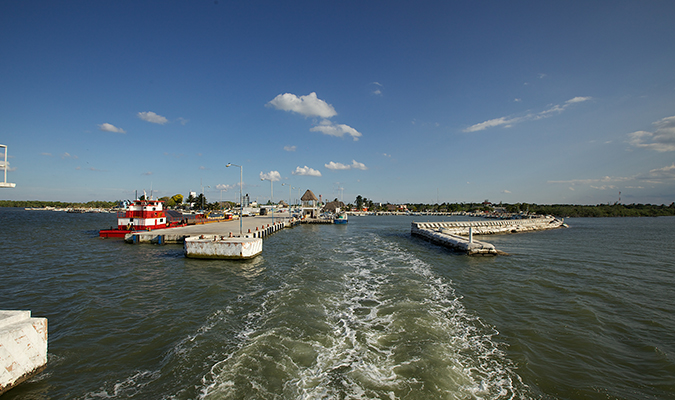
[124, 217, 290, 244]
[184, 235, 263, 259]
[0, 311, 48, 395]
[411, 217, 567, 255]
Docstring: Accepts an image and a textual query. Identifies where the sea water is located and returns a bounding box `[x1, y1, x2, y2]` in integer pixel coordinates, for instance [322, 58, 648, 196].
[1, 208, 673, 399]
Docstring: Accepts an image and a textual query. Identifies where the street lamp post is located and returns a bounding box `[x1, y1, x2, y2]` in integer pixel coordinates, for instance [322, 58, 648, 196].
[201, 185, 210, 211]
[282, 183, 296, 221]
[226, 163, 243, 237]
[261, 177, 274, 223]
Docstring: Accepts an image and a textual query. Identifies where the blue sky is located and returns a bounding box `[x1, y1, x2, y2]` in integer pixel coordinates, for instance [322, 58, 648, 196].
[2, 1, 674, 205]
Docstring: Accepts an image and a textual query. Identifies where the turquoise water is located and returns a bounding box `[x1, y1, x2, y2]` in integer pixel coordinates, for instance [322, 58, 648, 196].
[1, 209, 673, 399]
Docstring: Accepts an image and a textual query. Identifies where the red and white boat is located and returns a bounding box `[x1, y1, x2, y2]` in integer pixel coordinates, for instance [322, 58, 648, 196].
[99, 198, 185, 238]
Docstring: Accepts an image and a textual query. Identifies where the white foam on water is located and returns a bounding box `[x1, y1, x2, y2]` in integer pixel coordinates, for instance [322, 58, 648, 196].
[198, 232, 530, 399]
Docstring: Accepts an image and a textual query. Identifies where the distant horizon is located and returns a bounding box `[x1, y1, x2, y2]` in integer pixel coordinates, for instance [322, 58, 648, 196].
[2, 2, 674, 205]
[2, 198, 673, 208]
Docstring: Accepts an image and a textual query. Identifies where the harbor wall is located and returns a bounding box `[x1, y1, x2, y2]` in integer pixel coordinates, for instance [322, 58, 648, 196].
[0, 311, 48, 395]
[411, 217, 566, 255]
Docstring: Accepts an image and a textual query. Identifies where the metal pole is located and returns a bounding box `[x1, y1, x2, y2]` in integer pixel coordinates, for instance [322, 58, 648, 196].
[227, 163, 243, 236]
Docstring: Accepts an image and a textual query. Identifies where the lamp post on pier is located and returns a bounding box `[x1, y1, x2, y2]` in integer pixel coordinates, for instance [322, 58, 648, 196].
[261, 176, 274, 223]
[282, 183, 296, 221]
[226, 163, 243, 237]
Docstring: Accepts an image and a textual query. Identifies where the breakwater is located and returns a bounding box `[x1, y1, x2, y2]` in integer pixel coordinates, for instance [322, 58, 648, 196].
[412, 217, 567, 255]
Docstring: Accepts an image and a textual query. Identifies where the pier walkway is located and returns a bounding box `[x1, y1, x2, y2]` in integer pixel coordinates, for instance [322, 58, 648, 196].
[123, 215, 293, 244]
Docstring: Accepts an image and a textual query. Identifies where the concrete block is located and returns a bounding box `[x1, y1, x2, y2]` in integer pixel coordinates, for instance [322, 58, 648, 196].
[184, 236, 263, 259]
[0, 310, 48, 395]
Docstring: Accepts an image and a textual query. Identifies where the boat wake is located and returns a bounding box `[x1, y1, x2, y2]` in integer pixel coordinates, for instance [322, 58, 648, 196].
[199, 232, 529, 399]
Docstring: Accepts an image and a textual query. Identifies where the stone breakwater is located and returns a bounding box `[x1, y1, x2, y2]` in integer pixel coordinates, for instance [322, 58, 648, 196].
[411, 217, 567, 255]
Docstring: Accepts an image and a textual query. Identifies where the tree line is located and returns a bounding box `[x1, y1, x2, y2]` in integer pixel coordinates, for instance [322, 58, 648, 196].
[3, 198, 674, 218]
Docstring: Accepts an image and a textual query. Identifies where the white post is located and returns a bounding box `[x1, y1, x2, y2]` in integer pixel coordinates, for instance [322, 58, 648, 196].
[469, 227, 473, 243]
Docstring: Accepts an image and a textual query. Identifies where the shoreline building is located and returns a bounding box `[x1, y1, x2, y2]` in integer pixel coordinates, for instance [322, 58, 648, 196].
[301, 189, 320, 218]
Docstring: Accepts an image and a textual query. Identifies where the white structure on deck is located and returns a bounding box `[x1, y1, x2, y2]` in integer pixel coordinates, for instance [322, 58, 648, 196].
[0, 311, 48, 395]
[0, 145, 16, 188]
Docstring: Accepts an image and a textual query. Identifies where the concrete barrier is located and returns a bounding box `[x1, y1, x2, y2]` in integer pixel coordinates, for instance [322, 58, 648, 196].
[411, 217, 567, 255]
[184, 235, 263, 259]
[0, 310, 48, 395]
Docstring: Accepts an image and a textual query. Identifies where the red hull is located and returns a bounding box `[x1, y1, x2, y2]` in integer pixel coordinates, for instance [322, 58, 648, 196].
[99, 229, 132, 238]
[99, 222, 188, 238]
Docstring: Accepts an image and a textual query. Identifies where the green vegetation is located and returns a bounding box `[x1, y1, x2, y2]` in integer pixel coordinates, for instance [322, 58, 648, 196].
[525, 203, 675, 218]
[3, 198, 674, 218]
[350, 195, 675, 218]
[0, 200, 117, 209]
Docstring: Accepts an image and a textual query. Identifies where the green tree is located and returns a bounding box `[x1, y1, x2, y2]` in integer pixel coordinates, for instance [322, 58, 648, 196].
[355, 195, 364, 210]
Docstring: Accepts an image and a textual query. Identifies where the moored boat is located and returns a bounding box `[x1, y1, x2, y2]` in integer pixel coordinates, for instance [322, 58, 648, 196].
[99, 198, 186, 238]
[333, 212, 348, 224]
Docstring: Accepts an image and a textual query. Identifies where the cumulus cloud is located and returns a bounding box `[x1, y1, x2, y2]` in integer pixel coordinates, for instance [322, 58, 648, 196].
[267, 92, 337, 118]
[268, 92, 364, 140]
[310, 120, 362, 141]
[464, 96, 592, 132]
[284, 145, 297, 152]
[325, 160, 368, 170]
[628, 116, 675, 152]
[216, 183, 235, 190]
[99, 123, 126, 133]
[260, 170, 281, 182]
[292, 166, 322, 177]
[350, 160, 368, 170]
[325, 161, 350, 170]
[138, 111, 168, 124]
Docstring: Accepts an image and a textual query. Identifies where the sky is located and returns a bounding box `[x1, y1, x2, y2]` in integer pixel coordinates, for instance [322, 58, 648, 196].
[1, 1, 674, 205]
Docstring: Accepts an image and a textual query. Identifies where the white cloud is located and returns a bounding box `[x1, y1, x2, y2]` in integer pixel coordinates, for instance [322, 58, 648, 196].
[142, 171, 153, 176]
[99, 123, 126, 133]
[640, 163, 675, 182]
[325, 160, 368, 171]
[292, 166, 322, 177]
[464, 96, 592, 132]
[350, 160, 368, 170]
[177, 117, 189, 125]
[548, 175, 631, 187]
[284, 145, 297, 152]
[216, 183, 235, 190]
[502, 190, 511, 194]
[267, 92, 337, 118]
[325, 161, 350, 170]
[260, 170, 281, 182]
[628, 116, 675, 152]
[137, 111, 168, 124]
[310, 120, 362, 141]
[61, 152, 78, 159]
[566, 96, 592, 104]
